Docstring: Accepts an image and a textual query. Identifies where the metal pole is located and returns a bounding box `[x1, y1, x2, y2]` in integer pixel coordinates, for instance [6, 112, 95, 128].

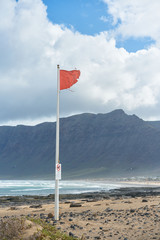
[55, 64, 60, 220]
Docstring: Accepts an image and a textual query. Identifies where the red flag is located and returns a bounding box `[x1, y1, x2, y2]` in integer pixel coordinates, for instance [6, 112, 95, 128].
[60, 70, 80, 90]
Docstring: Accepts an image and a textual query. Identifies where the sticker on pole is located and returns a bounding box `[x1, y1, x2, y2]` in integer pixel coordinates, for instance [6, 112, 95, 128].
[56, 163, 61, 180]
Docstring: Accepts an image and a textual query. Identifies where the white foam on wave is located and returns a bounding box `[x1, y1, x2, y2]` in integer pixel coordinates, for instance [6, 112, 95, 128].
[0, 180, 54, 188]
[0, 180, 122, 192]
[1, 178, 158, 196]
[10, 187, 52, 192]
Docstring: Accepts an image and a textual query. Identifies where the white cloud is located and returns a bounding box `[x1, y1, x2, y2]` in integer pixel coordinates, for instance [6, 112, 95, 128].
[1, 0, 160, 125]
[103, 0, 160, 43]
[100, 16, 108, 23]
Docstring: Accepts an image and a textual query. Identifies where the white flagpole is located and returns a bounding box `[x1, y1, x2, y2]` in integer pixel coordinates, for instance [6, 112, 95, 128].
[55, 64, 60, 221]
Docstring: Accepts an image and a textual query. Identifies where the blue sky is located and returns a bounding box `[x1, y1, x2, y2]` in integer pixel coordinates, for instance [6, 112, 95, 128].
[43, 0, 111, 35]
[1, 0, 160, 125]
[42, 0, 154, 53]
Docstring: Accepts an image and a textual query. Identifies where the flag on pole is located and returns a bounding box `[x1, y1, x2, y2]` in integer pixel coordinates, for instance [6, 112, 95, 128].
[60, 70, 80, 90]
[54, 66, 80, 221]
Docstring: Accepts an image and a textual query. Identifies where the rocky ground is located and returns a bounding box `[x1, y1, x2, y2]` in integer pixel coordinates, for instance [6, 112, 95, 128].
[0, 187, 160, 240]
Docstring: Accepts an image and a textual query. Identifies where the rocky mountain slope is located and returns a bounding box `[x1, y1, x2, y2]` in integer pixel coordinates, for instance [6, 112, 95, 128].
[0, 109, 160, 179]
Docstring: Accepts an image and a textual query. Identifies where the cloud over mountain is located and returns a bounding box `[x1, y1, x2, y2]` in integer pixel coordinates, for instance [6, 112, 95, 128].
[1, 0, 160, 125]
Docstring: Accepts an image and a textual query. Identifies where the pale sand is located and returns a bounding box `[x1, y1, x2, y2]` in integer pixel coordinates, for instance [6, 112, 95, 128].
[118, 181, 160, 186]
[0, 195, 160, 239]
[22, 219, 42, 239]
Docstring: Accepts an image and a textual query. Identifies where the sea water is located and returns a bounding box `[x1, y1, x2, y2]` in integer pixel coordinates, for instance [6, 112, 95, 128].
[0, 179, 158, 196]
[0, 180, 122, 196]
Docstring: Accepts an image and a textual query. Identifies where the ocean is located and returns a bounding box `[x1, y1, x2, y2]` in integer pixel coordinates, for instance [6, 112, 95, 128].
[0, 179, 158, 196]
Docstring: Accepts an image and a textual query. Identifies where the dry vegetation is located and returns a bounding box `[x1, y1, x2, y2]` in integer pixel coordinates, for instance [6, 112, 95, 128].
[0, 217, 25, 240]
[0, 217, 77, 240]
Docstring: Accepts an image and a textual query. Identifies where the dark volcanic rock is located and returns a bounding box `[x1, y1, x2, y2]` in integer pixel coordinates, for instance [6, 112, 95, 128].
[29, 204, 42, 208]
[48, 213, 54, 218]
[70, 203, 82, 207]
[0, 187, 160, 207]
[69, 232, 74, 237]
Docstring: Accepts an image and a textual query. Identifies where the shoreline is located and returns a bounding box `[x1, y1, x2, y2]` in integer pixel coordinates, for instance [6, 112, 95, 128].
[0, 186, 160, 207]
[0, 187, 160, 239]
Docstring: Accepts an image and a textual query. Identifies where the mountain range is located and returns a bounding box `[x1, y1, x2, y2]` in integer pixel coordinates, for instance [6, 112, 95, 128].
[0, 109, 160, 179]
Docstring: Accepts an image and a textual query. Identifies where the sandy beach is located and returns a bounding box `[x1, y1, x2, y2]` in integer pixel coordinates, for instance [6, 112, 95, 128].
[0, 186, 160, 239]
